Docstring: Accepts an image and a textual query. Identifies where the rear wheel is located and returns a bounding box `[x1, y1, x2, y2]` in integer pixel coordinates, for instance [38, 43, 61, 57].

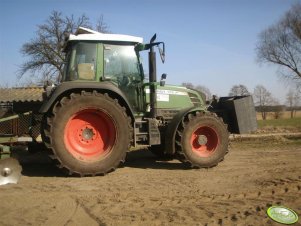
[43, 91, 132, 176]
[176, 112, 228, 168]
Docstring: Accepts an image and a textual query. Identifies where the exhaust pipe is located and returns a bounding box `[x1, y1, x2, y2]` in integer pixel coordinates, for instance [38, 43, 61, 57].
[149, 34, 157, 118]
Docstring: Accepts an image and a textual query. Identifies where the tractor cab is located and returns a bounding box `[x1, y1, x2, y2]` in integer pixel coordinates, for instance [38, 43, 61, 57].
[62, 27, 145, 111]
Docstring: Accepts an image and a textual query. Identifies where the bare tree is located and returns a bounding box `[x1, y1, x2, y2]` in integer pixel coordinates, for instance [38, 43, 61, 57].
[286, 88, 300, 118]
[253, 85, 274, 120]
[271, 99, 285, 119]
[95, 15, 110, 33]
[182, 82, 194, 89]
[195, 85, 212, 101]
[19, 11, 109, 84]
[182, 82, 212, 101]
[228, 84, 250, 96]
[256, 3, 301, 83]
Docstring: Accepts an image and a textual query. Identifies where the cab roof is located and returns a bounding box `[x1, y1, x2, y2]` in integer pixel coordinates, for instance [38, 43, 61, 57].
[68, 27, 143, 43]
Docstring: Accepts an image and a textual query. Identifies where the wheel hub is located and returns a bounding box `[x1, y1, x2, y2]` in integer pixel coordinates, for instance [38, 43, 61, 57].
[81, 127, 95, 142]
[197, 135, 208, 145]
[190, 126, 219, 157]
[64, 109, 117, 162]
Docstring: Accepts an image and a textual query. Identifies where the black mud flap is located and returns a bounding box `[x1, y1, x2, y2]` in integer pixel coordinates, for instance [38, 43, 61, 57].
[209, 95, 257, 134]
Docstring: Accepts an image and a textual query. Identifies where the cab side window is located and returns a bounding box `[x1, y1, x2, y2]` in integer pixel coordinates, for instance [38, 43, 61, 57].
[67, 42, 97, 80]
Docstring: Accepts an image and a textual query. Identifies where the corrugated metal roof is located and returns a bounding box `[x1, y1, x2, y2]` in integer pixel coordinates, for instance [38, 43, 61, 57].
[0, 87, 44, 103]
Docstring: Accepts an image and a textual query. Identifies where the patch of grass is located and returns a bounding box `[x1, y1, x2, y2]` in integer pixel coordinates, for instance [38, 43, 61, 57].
[232, 137, 301, 149]
[257, 117, 301, 129]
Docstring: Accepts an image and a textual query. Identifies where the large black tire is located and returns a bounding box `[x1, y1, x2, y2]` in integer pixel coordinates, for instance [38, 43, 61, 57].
[175, 111, 229, 168]
[42, 91, 132, 176]
[148, 145, 174, 160]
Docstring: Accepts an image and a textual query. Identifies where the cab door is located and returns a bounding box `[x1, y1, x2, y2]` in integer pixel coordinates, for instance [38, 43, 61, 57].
[103, 44, 144, 113]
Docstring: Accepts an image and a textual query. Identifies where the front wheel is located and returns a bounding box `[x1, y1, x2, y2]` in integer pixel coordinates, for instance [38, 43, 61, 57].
[176, 112, 229, 168]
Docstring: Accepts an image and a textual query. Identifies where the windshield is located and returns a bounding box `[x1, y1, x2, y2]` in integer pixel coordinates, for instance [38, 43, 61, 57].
[64, 42, 97, 81]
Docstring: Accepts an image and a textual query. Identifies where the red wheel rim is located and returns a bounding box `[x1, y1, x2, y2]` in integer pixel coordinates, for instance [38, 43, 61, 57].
[190, 126, 219, 157]
[64, 109, 116, 162]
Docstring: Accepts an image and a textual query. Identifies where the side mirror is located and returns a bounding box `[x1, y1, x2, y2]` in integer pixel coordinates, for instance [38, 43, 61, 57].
[150, 34, 157, 43]
[159, 45, 165, 64]
[158, 43, 165, 63]
[160, 73, 167, 86]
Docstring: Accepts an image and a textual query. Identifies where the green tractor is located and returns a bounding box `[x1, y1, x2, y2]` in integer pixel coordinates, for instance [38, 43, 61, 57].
[0, 27, 257, 180]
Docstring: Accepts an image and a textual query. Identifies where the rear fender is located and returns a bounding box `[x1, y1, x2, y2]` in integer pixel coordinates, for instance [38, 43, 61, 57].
[39, 81, 135, 121]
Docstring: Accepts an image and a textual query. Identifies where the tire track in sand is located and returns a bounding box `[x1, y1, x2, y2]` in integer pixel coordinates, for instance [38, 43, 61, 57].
[43, 196, 101, 226]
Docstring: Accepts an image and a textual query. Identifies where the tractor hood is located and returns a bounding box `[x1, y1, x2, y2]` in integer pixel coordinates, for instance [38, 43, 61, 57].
[145, 84, 206, 110]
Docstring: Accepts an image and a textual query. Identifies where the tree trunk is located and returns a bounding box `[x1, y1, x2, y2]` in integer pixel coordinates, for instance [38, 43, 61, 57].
[262, 111, 266, 120]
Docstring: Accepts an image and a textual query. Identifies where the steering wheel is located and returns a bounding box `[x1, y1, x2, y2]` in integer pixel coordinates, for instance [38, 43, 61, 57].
[117, 74, 141, 87]
[116, 75, 130, 87]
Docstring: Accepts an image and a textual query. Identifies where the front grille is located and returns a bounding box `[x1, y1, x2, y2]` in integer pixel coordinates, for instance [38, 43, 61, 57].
[188, 92, 202, 107]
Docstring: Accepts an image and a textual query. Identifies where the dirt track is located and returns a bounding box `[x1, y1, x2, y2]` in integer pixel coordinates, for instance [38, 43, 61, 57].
[0, 138, 300, 226]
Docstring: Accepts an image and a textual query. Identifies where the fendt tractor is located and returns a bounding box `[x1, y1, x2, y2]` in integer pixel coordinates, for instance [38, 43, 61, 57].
[0, 27, 257, 184]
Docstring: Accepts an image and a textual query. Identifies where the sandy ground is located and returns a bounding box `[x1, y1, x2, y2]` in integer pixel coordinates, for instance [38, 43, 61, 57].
[0, 138, 300, 226]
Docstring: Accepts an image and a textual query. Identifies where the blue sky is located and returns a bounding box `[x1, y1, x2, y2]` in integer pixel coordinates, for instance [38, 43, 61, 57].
[0, 0, 299, 103]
